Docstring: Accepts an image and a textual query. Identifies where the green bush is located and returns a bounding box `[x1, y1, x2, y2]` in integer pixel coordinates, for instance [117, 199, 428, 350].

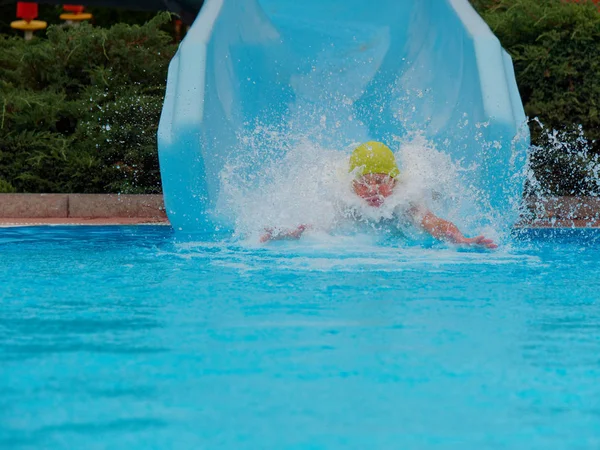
[0, 13, 176, 193]
[471, 0, 600, 195]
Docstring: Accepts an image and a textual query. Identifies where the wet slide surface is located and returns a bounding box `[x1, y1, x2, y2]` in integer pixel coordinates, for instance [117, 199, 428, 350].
[158, 0, 529, 233]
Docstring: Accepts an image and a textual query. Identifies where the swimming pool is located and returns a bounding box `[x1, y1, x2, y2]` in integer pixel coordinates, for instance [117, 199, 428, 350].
[2, 226, 600, 449]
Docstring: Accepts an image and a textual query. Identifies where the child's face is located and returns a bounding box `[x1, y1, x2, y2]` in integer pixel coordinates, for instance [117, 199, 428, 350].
[352, 173, 397, 207]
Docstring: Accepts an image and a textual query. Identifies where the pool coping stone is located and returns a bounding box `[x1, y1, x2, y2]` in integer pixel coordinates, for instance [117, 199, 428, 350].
[0, 194, 167, 223]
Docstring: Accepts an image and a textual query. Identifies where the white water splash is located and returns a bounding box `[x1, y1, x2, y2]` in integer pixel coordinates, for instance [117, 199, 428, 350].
[218, 126, 502, 245]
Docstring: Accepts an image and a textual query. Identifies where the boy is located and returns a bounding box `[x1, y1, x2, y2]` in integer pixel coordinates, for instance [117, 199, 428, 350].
[261, 141, 497, 249]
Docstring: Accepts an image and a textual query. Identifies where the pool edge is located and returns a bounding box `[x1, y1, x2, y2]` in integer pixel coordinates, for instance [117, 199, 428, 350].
[0, 218, 171, 227]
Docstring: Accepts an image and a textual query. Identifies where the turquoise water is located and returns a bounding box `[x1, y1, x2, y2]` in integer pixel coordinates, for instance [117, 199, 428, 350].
[2, 226, 600, 449]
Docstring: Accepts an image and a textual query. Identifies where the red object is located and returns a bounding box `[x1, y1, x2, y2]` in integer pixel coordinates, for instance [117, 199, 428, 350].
[16, 2, 38, 22]
[63, 4, 85, 14]
[174, 19, 183, 42]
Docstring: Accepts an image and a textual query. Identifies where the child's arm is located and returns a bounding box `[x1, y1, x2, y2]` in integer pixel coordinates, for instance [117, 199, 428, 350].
[409, 206, 497, 249]
[260, 225, 310, 243]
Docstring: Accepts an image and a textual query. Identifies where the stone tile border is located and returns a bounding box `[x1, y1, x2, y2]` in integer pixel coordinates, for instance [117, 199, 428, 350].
[0, 194, 166, 219]
[521, 196, 600, 228]
[515, 219, 600, 228]
[524, 196, 600, 220]
[0, 218, 170, 226]
[0, 194, 68, 219]
[68, 194, 166, 218]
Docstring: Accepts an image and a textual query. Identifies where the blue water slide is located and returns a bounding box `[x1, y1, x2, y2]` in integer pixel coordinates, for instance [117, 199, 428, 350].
[158, 0, 529, 233]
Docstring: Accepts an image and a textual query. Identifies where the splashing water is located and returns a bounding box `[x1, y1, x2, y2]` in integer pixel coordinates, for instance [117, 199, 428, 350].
[219, 128, 503, 245]
[526, 121, 600, 197]
[522, 120, 600, 226]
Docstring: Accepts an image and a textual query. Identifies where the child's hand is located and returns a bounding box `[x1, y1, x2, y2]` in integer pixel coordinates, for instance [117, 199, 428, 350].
[452, 234, 498, 249]
[260, 225, 310, 243]
[288, 224, 309, 238]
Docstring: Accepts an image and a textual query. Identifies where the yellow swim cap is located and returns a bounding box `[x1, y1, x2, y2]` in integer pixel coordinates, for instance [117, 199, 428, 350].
[349, 141, 400, 178]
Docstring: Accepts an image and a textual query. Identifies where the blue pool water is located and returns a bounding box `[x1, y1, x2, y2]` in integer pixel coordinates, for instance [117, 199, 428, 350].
[2, 226, 600, 449]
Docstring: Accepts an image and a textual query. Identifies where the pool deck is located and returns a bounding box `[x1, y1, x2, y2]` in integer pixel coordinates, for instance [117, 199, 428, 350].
[516, 196, 600, 228]
[514, 219, 600, 228]
[0, 194, 598, 228]
[0, 194, 169, 227]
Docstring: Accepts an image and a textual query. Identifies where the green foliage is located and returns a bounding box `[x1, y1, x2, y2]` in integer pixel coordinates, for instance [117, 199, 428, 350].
[0, 13, 176, 193]
[471, 0, 600, 195]
[0, 179, 16, 193]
